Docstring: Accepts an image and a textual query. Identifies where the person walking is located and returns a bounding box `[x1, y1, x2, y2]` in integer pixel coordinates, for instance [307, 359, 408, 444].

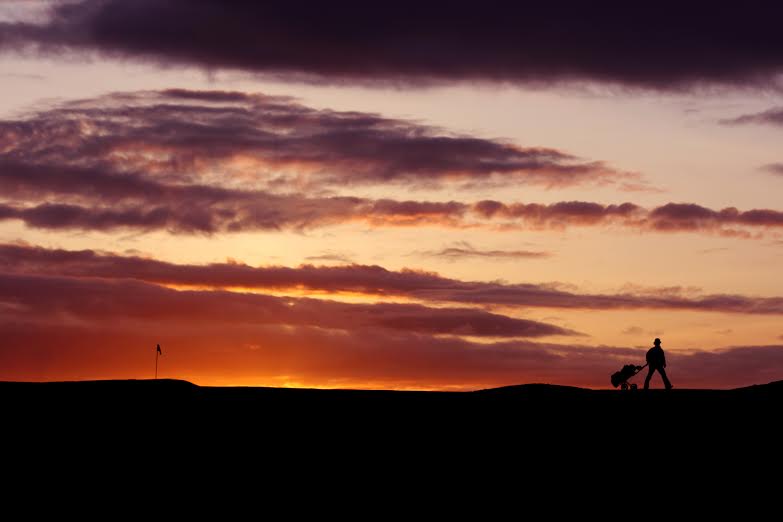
[644, 338, 673, 390]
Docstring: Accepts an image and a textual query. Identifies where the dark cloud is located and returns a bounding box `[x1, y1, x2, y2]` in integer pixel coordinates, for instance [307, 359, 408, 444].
[304, 251, 355, 264]
[0, 194, 402, 234]
[3, 196, 783, 238]
[721, 107, 783, 126]
[473, 200, 641, 228]
[421, 241, 550, 260]
[761, 163, 783, 176]
[4, 1, 783, 89]
[0, 89, 625, 191]
[0, 272, 576, 339]
[470, 199, 783, 237]
[0, 202, 172, 231]
[646, 203, 783, 235]
[4, 243, 783, 316]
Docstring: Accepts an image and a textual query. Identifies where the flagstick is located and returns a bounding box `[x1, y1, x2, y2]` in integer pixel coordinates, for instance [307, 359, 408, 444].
[155, 349, 159, 380]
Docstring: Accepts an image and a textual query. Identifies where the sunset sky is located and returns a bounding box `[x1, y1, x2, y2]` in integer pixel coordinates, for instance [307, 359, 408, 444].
[2, 1, 783, 389]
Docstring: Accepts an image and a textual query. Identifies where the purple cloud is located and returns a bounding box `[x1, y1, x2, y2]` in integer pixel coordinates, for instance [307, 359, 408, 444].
[4, 243, 783, 316]
[3, 1, 783, 89]
[0, 90, 626, 191]
[761, 163, 783, 176]
[0, 271, 577, 338]
[721, 107, 783, 126]
[420, 241, 550, 261]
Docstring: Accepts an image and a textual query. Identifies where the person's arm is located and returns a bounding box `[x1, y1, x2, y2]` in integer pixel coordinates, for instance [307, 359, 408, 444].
[663, 351, 667, 368]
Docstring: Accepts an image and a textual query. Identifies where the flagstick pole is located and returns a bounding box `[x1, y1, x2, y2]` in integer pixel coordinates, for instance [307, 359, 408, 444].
[155, 349, 158, 380]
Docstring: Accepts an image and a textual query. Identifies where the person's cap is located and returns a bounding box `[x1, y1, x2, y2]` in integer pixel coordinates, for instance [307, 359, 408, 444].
[654, 338, 661, 345]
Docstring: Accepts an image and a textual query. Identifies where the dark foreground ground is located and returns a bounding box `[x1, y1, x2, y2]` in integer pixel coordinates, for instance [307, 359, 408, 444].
[2, 378, 780, 432]
[2, 380, 781, 486]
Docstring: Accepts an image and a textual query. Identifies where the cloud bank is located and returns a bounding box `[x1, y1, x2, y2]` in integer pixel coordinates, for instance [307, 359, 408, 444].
[2, 89, 780, 239]
[3, 1, 783, 89]
[4, 243, 783, 316]
[0, 89, 626, 191]
[0, 271, 577, 338]
[3, 242, 782, 389]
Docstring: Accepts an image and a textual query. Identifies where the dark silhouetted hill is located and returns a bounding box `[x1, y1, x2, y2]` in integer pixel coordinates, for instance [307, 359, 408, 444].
[3, 379, 780, 477]
[3, 378, 781, 423]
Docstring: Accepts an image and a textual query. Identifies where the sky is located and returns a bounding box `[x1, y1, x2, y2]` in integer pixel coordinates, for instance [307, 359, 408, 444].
[1, 0, 783, 389]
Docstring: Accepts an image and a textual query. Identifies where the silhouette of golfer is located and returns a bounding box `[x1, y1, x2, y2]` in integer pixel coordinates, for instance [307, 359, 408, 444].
[644, 338, 673, 390]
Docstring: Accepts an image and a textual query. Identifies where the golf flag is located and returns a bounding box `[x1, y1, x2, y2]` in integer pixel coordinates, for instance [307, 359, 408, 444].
[155, 344, 162, 379]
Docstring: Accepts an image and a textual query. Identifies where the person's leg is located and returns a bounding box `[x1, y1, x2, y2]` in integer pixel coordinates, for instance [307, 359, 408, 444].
[659, 367, 672, 390]
[644, 366, 654, 389]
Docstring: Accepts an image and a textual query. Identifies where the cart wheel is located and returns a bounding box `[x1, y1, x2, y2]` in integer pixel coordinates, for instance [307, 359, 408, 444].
[630, 384, 638, 391]
[621, 382, 629, 391]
